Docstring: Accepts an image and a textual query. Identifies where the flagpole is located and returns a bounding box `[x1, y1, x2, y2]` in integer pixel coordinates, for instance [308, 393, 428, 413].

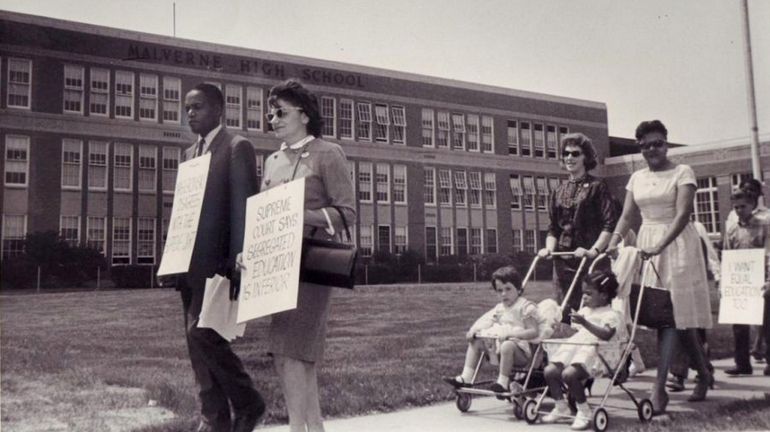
[740, 0, 763, 183]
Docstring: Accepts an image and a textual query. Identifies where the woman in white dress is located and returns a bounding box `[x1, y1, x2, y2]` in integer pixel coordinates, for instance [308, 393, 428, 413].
[607, 120, 713, 414]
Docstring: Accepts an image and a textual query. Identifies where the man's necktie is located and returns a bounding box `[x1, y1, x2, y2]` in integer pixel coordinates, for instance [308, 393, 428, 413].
[196, 138, 206, 157]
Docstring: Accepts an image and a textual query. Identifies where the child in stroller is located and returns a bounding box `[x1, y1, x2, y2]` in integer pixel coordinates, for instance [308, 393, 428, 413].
[443, 265, 540, 394]
[542, 269, 626, 430]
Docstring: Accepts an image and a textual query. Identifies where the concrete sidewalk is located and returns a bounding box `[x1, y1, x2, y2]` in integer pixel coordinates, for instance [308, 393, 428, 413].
[256, 358, 770, 432]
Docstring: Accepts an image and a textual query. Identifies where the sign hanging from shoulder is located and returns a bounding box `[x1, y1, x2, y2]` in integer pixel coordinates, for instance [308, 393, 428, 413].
[157, 153, 211, 276]
[718, 249, 766, 325]
[237, 178, 305, 323]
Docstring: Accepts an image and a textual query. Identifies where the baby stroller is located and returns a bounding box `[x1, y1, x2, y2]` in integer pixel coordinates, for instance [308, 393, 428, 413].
[448, 252, 589, 419]
[521, 252, 657, 431]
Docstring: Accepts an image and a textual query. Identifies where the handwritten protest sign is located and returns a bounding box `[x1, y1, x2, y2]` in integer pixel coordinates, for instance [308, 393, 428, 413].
[718, 249, 766, 325]
[157, 153, 210, 276]
[237, 178, 305, 323]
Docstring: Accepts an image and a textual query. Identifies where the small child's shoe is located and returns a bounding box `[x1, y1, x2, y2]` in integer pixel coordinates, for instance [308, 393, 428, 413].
[542, 401, 571, 423]
[571, 403, 592, 430]
[443, 376, 470, 388]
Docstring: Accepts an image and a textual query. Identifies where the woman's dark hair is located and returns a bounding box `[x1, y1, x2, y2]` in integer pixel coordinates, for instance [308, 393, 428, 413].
[739, 178, 764, 197]
[634, 120, 668, 141]
[731, 189, 759, 206]
[559, 132, 598, 171]
[491, 265, 523, 293]
[192, 83, 224, 110]
[583, 269, 618, 301]
[268, 78, 323, 137]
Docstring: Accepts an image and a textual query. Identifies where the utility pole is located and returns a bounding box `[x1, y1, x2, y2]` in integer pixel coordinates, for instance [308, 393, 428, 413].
[740, 0, 763, 183]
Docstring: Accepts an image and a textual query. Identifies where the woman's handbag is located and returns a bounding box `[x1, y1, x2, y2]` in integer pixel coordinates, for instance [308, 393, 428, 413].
[628, 260, 675, 329]
[299, 206, 358, 289]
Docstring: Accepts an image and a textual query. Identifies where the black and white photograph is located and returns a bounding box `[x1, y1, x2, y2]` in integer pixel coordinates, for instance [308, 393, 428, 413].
[1, 1, 769, 431]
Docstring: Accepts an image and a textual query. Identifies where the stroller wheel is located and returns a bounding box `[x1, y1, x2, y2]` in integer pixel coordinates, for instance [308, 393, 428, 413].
[593, 407, 609, 432]
[523, 399, 539, 424]
[513, 400, 524, 420]
[455, 392, 472, 412]
[638, 398, 654, 423]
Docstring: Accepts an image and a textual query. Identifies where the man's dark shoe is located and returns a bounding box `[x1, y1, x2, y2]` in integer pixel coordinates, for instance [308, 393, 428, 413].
[195, 418, 230, 432]
[232, 396, 266, 432]
[725, 366, 753, 376]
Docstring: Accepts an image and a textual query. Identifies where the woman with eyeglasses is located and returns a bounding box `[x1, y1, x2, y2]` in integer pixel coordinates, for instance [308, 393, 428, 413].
[537, 133, 619, 318]
[261, 78, 355, 432]
[607, 120, 713, 414]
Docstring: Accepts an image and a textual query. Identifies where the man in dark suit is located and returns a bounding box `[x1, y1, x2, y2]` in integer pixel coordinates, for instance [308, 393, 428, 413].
[169, 83, 264, 432]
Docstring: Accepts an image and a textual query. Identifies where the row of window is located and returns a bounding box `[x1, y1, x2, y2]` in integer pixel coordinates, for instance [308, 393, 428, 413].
[421, 109, 494, 152]
[423, 168, 497, 208]
[351, 161, 408, 204]
[510, 174, 565, 211]
[507, 121, 570, 159]
[319, 97, 407, 144]
[425, 227, 498, 261]
[57, 215, 157, 264]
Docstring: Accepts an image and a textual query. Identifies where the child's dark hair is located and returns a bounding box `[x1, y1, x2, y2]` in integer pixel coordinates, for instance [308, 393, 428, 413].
[583, 269, 618, 301]
[491, 265, 523, 293]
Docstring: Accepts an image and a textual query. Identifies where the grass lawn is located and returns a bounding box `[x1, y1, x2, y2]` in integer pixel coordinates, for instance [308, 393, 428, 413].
[0, 281, 757, 431]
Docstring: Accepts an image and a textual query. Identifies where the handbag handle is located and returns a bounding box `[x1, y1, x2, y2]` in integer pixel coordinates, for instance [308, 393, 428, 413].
[288, 140, 353, 243]
[642, 257, 663, 286]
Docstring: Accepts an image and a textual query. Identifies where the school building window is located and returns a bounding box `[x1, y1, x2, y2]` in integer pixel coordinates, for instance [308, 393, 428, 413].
[469, 171, 482, 208]
[356, 102, 372, 141]
[512, 229, 522, 252]
[358, 162, 372, 202]
[424, 168, 436, 206]
[87, 216, 106, 254]
[391, 105, 406, 145]
[438, 169, 452, 207]
[162, 147, 180, 193]
[90, 67, 110, 116]
[421, 108, 435, 147]
[88, 141, 108, 190]
[321, 96, 336, 137]
[440, 227, 453, 256]
[454, 171, 467, 207]
[481, 115, 494, 153]
[394, 226, 407, 254]
[538, 230, 549, 250]
[5, 135, 29, 187]
[378, 225, 391, 253]
[139, 74, 158, 121]
[522, 176, 535, 210]
[255, 154, 264, 188]
[536, 177, 548, 211]
[470, 228, 482, 255]
[224, 84, 242, 128]
[694, 176, 720, 234]
[548, 177, 561, 200]
[456, 227, 468, 256]
[113, 143, 133, 192]
[246, 87, 263, 131]
[520, 122, 532, 157]
[138, 145, 157, 192]
[112, 217, 131, 265]
[558, 126, 570, 143]
[162, 76, 181, 123]
[374, 104, 390, 143]
[546, 125, 558, 159]
[393, 164, 407, 204]
[466, 114, 480, 152]
[359, 225, 373, 257]
[425, 226, 438, 263]
[483, 173, 497, 208]
[114, 70, 134, 119]
[63, 64, 84, 114]
[486, 229, 498, 254]
[376, 163, 390, 203]
[509, 174, 522, 210]
[339, 99, 354, 139]
[507, 120, 518, 155]
[451, 113, 465, 150]
[436, 111, 450, 149]
[61, 139, 82, 189]
[60, 216, 80, 247]
[524, 229, 536, 253]
[137, 217, 156, 264]
[534, 124, 545, 158]
[2, 215, 26, 257]
[7, 57, 31, 109]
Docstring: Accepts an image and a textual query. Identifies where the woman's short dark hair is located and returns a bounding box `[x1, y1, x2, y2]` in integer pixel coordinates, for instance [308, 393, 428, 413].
[559, 132, 598, 171]
[491, 265, 523, 293]
[192, 83, 224, 110]
[732, 189, 759, 206]
[635, 120, 668, 141]
[268, 78, 323, 137]
[583, 270, 618, 301]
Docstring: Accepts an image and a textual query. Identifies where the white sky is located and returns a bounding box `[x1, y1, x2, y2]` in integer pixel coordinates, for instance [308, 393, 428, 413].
[2, 0, 769, 145]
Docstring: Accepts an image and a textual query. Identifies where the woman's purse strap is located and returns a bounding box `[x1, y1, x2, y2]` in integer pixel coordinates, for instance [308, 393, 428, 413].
[330, 205, 353, 242]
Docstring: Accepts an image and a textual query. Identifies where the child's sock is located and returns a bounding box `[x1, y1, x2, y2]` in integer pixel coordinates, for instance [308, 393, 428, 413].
[576, 401, 591, 417]
[496, 374, 510, 388]
[460, 367, 475, 382]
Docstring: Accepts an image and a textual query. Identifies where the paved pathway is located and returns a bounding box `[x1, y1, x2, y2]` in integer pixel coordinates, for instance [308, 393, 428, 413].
[256, 358, 770, 431]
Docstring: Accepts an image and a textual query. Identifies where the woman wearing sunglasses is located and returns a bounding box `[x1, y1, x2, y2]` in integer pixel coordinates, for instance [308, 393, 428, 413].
[261, 78, 355, 432]
[537, 133, 619, 318]
[607, 120, 713, 414]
